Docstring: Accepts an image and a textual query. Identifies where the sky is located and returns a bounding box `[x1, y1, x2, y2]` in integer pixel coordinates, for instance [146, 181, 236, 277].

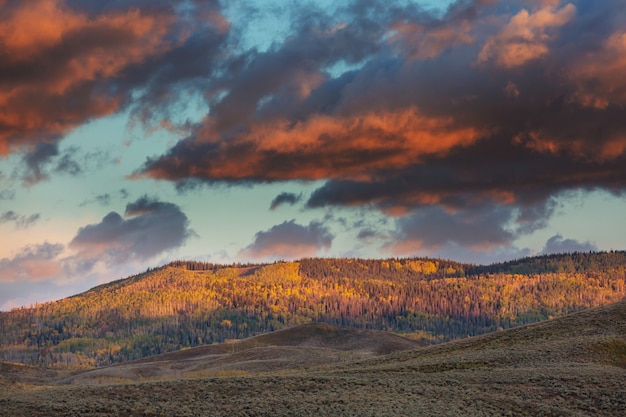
[1, 0, 625, 310]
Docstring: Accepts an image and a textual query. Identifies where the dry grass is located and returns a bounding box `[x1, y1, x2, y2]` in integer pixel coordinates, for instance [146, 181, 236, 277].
[1, 301, 625, 416]
[53, 323, 422, 385]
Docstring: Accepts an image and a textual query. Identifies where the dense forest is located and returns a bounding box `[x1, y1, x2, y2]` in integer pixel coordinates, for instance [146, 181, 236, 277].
[0, 252, 625, 368]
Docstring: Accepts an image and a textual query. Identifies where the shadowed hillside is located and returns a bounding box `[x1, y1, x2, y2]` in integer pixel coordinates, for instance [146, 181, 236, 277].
[61, 323, 424, 384]
[1, 252, 624, 368]
[1, 299, 625, 416]
[356, 292, 626, 372]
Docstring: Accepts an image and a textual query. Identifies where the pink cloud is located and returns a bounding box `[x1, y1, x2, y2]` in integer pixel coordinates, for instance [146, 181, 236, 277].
[478, 3, 576, 68]
[0, 242, 64, 283]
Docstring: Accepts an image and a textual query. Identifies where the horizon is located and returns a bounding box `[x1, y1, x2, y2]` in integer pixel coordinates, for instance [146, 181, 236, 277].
[1, 0, 626, 310]
[2, 249, 622, 312]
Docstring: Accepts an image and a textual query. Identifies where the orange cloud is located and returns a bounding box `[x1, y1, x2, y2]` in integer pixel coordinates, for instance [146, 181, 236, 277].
[569, 31, 626, 109]
[513, 129, 626, 161]
[600, 137, 626, 160]
[0, 0, 178, 155]
[142, 107, 483, 182]
[478, 3, 576, 68]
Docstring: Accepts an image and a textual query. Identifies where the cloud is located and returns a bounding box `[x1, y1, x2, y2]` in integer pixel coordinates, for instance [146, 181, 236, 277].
[356, 228, 379, 240]
[81, 189, 128, 207]
[0, 0, 229, 157]
[17, 143, 116, 185]
[382, 195, 563, 259]
[0, 210, 40, 228]
[387, 205, 518, 254]
[0, 195, 194, 306]
[239, 219, 334, 260]
[135, 1, 626, 204]
[568, 30, 626, 110]
[53, 146, 83, 176]
[126, 0, 626, 256]
[477, 3, 576, 68]
[389, 6, 475, 60]
[82, 193, 112, 207]
[1, 0, 625, 257]
[269, 192, 302, 210]
[21, 142, 59, 185]
[540, 234, 597, 255]
[0, 242, 64, 283]
[138, 107, 482, 183]
[69, 196, 193, 264]
[0, 188, 15, 200]
[423, 242, 532, 265]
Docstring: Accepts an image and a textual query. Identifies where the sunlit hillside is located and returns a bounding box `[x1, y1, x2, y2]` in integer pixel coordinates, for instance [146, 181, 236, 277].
[1, 252, 625, 368]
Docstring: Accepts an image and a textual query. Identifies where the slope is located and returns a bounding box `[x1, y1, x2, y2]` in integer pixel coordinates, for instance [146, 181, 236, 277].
[351, 295, 626, 372]
[62, 323, 424, 384]
[1, 299, 625, 416]
[1, 252, 624, 368]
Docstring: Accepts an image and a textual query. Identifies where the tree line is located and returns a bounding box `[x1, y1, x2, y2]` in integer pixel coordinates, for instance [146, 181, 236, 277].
[0, 252, 624, 368]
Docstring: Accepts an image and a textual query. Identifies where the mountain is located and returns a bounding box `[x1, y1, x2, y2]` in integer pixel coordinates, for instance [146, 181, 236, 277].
[2, 298, 625, 416]
[0, 252, 625, 368]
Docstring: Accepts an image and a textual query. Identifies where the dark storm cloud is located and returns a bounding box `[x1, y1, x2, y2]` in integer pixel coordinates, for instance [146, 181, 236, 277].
[3, 0, 625, 255]
[69, 196, 193, 263]
[540, 234, 597, 255]
[136, 0, 493, 183]
[240, 219, 334, 260]
[131, 0, 626, 253]
[269, 192, 302, 210]
[138, 1, 626, 199]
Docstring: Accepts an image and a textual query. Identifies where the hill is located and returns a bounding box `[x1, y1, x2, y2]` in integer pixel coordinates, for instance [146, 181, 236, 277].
[0, 252, 625, 368]
[466, 250, 626, 275]
[1, 299, 625, 416]
[61, 323, 424, 384]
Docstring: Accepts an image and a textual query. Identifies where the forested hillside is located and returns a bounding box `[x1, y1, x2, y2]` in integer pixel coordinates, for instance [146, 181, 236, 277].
[1, 252, 625, 368]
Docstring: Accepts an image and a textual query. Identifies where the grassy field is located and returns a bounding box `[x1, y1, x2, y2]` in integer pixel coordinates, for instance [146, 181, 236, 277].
[1, 300, 625, 416]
